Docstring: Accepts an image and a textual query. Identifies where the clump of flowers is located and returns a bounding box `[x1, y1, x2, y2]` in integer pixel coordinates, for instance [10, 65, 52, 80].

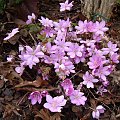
[4, 0, 119, 119]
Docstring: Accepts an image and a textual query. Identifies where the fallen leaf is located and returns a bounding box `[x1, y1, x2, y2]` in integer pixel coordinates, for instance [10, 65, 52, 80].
[35, 109, 51, 120]
[15, 77, 48, 88]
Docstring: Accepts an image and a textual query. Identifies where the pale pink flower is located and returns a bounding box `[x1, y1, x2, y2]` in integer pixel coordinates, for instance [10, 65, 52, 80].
[15, 65, 25, 76]
[28, 91, 42, 105]
[26, 13, 36, 24]
[66, 43, 84, 58]
[54, 59, 75, 78]
[19, 45, 44, 69]
[60, 0, 73, 12]
[92, 105, 105, 119]
[75, 20, 88, 34]
[83, 72, 98, 88]
[4, 28, 19, 40]
[86, 21, 95, 32]
[87, 54, 105, 69]
[44, 95, 67, 112]
[54, 18, 71, 32]
[94, 20, 109, 35]
[39, 16, 53, 27]
[110, 53, 119, 63]
[93, 66, 111, 80]
[70, 90, 87, 106]
[40, 27, 55, 38]
[102, 41, 119, 55]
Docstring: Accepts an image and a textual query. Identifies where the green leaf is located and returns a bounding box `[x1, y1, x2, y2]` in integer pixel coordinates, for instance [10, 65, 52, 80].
[28, 24, 41, 33]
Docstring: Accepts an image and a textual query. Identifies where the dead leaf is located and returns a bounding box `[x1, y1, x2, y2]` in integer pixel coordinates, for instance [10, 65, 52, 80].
[35, 109, 51, 120]
[14, 19, 26, 27]
[50, 113, 63, 120]
[3, 103, 21, 118]
[15, 77, 48, 88]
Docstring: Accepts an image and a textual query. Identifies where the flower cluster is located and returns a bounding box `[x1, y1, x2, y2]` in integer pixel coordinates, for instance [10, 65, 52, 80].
[4, 0, 119, 119]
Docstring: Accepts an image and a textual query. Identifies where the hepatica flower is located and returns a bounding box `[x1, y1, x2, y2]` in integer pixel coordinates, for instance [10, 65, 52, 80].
[110, 53, 119, 63]
[94, 66, 111, 80]
[94, 20, 109, 35]
[54, 18, 71, 32]
[61, 78, 74, 96]
[4, 28, 19, 40]
[61, 78, 73, 90]
[39, 16, 53, 27]
[87, 54, 104, 69]
[92, 105, 105, 119]
[60, 0, 73, 12]
[26, 13, 36, 24]
[18, 45, 44, 70]
[75, 20, 88, 34]
[66, 43, 84, 58]
[70, 90, 87, 106]
[83, 71, 98, 88]
[28, 91, 43, 105]
[102, 41, 119, 55]
[44, 95, 67, 112]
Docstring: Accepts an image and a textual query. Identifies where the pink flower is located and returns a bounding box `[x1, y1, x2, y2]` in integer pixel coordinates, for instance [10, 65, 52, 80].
[54, 18, 71, 32]
[26, 13, 36, 24]
[28, 91, 43, 105]
[44, 95, 67, 112]
[70, 90, 87, 106]
[87, 54, 105, 69]
[66, 43, 84, 58]
[83, 72, 98, 88]
[75, 20, 88, 34]
[39, 16, 53, 27]
[94, 20, 109, 35]
[61, 78, 73, 90]
[15, 65, 25, 76]
[110, 53, 119, 63]
[19, 45, 44, 69]
[86, 21, 95, 32]
[61, 78, 74, 96]
[4, 28, 19, 40]
[102, 41, 119, 55]
[60, 0, 73, 12]
[93, 66, 111, 80]
[92, 105, 105, 119]
[40, 27, 55, 38]
[54, 59, 75, 79]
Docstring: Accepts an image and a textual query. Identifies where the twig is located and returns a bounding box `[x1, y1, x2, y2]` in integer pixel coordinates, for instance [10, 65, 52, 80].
[29, 32, 37, 45]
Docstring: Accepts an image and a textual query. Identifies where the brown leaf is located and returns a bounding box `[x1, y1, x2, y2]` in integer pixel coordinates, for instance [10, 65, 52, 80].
[50, 113, 63, 120]
[35, 109, 50, 120]
[15, 77, 48, 88]
[14, 19, 26, 27]
[3, 104, 21, 118]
